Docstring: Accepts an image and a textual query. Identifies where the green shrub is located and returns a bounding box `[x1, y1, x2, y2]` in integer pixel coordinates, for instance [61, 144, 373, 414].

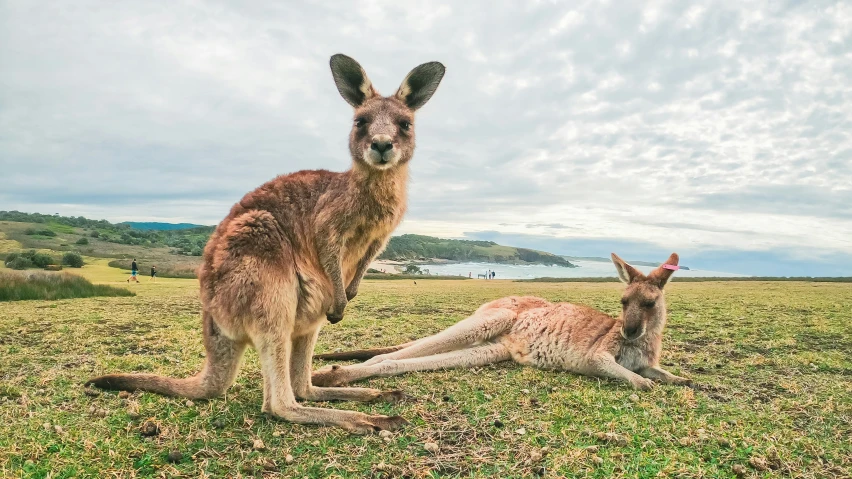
[36, 229, 56, 237]
[22, 251, 55, 268]
[75, 237, 89, 245]
[24, 228, 37, 235]
[89, 231, 100, 238]
[0, 271, 134, 301]
[61, 252, 84, 268]
[6, 256, 33, 270]
[404, 264, 422, 274]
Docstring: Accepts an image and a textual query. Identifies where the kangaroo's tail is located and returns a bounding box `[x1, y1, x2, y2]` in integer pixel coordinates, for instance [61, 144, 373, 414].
[85, 311, 244, 399]
[313, 341, 415, 361]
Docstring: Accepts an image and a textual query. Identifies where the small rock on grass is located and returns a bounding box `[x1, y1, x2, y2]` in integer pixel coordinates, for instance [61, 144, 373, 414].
[590, 455, 604, 465]
[253, 439, 266, 451]
[594, 432, 628, 447]
[515, 428, 527, 435]
[423, 442, 439, 454]
[285, 454, 294, 465]
[167, 450, 183, 463]
[140, 421, 160, 437]
[629, 394, 640, 402]
[749, 456, 769, 471]
[378, 430, 392, 439]
[118, 391, 131, 399]
[732, 464, 746, 477]
[185, 400, 194, 407]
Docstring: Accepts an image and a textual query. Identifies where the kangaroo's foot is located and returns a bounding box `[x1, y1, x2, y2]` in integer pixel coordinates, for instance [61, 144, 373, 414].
[268, 404, 409, 434]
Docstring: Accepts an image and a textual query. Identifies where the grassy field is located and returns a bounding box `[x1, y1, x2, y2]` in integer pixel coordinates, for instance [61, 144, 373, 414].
[0, 262, 850, 478]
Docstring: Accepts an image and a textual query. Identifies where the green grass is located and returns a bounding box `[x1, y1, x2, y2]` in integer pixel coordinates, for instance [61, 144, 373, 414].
[0, 270, 134, 302]
[0, 268, 849, 477]
[107, 260, 198, 279]
[363, 273, 470, 280]
[520, 276, 852, 283]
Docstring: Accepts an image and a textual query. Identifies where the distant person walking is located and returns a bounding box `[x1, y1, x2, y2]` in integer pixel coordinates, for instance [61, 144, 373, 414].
[127, 259, 139, 283]
[151, 265, 157, 281]
[491, 271, 496, 279]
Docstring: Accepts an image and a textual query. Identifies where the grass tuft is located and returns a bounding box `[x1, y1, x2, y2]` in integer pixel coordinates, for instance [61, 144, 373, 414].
[0, 271, 134, 302]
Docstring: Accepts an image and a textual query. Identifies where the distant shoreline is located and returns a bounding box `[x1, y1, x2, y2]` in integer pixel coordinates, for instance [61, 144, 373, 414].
[369, 258, 579, 275]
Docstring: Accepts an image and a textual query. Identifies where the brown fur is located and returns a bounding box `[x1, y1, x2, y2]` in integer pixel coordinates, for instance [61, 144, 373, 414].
[313, 254, 691, 392]
[86, 54, 446, 433]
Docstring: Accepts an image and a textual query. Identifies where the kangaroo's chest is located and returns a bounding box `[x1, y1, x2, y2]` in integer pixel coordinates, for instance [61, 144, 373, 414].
[341, 213, 401, 283]
[616, 336, 660, 372]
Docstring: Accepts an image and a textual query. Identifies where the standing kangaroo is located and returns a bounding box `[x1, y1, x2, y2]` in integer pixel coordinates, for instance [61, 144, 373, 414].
[86, 54, 446, 433]
[312, 253, 691, 391]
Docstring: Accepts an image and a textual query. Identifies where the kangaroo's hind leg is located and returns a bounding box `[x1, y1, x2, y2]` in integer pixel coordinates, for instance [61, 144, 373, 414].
[315, 343, 511, 386]
[290, 326, 406, 403]
[362, 307, 516, 366]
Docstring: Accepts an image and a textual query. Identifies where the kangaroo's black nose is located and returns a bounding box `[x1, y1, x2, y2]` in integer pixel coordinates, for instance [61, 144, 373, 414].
[624, 325, 641, 339]
[371, 139, 393, 153]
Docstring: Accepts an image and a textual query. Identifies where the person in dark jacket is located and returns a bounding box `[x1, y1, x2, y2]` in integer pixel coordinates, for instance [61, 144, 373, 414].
[127, 259, 139, 283]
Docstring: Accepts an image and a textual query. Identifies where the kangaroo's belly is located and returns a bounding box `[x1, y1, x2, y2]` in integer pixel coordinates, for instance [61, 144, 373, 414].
[503, 304, 617, 374]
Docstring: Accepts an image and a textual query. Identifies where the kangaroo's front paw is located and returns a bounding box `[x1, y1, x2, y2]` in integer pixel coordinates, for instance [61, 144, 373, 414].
[345, 286, 358, 301]
[632, 377, 656, 391]
[326, 299, 348, 324]
[669, 375, 692, 386]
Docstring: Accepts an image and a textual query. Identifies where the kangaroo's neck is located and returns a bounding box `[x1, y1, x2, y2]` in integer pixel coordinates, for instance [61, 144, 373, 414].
[347, 163, 409, 215]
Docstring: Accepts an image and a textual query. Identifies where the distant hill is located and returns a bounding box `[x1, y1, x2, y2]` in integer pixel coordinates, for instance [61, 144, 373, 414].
[0, 211, 575, 269]
[0, 210, 213, 256]
[380, 234, 576, 267]
[121, 222, 207, 231]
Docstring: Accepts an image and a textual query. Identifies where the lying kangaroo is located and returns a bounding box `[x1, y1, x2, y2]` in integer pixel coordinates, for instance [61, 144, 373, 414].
[313, 253, 691, 391]
[87, 54, 445, 433]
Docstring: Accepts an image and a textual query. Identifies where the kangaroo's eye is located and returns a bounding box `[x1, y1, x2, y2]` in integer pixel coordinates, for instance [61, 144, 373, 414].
[641, 300, 656, 308]
[354, 118, 367, 128]
[400, 121, 411, 131]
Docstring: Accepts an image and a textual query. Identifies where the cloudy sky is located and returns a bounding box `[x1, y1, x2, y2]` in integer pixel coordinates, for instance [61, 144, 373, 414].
[2, 1, 850, 276]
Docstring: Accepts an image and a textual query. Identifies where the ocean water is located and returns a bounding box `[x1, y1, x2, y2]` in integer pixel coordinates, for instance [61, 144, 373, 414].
[419, 260, 746, 280]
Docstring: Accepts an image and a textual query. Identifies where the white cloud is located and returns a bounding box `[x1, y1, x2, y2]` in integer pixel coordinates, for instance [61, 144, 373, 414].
[1, 0, 851, 275]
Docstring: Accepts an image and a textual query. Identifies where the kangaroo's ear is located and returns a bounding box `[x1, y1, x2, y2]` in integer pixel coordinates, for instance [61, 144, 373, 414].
[611, 253, 643, 284]
[330, 54, 378, 108]
[395, 61, 445, 110]
[648, 253, 679, 288]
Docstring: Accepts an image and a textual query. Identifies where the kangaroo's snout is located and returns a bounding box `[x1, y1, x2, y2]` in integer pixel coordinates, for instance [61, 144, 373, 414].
[622, 324, 644, 341]
[371, 135, 393, 154]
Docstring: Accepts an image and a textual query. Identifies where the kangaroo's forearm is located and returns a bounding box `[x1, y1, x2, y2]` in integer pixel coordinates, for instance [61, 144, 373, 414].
[316, 234, 346, 303]
[346, 240, 382, 300]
